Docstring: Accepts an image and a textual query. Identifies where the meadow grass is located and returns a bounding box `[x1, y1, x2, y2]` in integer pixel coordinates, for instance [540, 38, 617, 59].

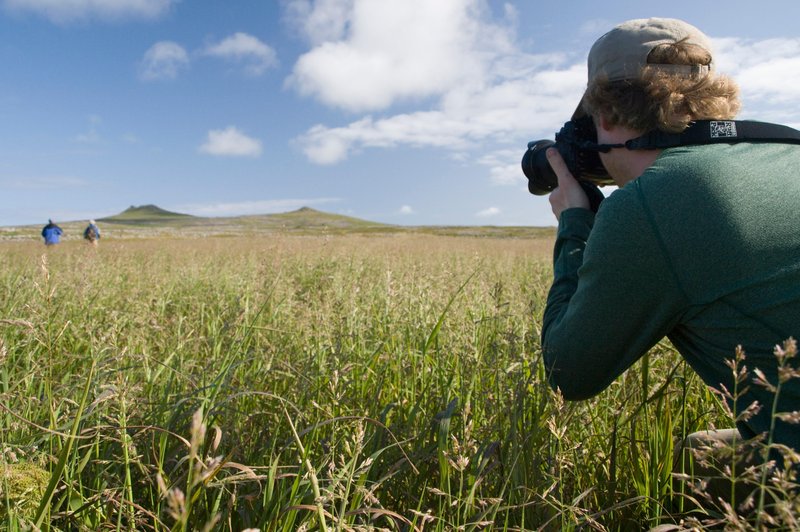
[0, 234, 794, 530]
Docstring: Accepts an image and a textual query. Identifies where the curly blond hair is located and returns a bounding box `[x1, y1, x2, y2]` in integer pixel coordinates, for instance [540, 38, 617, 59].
[582, 40, 740, 133]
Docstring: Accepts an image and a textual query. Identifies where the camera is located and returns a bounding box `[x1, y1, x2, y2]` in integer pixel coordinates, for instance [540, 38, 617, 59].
[521, 115, 614, 196]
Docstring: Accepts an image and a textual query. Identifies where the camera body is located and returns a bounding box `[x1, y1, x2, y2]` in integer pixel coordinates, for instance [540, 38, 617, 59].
[521, 116, 614, 196]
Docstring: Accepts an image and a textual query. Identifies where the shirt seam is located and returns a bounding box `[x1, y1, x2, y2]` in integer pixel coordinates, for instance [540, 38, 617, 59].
[634, 180, 690, 303]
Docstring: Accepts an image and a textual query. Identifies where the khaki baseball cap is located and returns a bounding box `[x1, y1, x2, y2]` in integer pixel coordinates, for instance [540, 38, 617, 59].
[574, 17, 713, 119]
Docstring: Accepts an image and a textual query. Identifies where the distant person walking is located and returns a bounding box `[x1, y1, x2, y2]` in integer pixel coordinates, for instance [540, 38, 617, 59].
[83, 219, 100, 246]
[41, 219, 63, 246]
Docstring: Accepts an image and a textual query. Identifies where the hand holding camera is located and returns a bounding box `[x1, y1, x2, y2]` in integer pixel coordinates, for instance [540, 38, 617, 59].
[545, 147, 598, 218]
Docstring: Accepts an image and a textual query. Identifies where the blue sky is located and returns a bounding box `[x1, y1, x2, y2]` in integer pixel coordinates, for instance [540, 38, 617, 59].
[2, 0, 800, 228]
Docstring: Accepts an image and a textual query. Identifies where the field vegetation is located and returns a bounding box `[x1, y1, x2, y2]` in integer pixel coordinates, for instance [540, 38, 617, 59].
[0, 212, 797, 530]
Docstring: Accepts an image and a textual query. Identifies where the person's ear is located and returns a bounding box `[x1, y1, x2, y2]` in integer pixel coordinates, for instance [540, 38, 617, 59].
[594, 113, 613, 132]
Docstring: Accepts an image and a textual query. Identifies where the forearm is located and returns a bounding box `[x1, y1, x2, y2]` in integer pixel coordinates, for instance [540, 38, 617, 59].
[540, 203, 684, 399]
[543, 208, 594, 332]
[541, 208, 600, 398]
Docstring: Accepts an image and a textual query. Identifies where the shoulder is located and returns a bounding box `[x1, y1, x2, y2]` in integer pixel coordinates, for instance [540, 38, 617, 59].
[594, 181, 650, 228]
[599, 146, 718, 218]
[585, 175, 676, 262]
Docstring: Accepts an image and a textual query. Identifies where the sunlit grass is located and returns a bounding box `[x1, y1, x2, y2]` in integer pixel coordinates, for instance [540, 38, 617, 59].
[0, 234, 794, 530]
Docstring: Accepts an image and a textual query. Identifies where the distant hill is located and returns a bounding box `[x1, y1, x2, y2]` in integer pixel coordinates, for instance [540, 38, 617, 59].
[245, 206, 387, 230]
[99, 204, 194, 223]
[94, 204, 396, 234]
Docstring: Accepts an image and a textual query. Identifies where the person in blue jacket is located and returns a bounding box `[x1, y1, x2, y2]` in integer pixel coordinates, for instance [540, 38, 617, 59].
[41, 219, 63, 246]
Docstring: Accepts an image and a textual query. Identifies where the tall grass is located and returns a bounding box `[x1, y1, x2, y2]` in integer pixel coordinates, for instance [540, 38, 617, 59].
[0, 235, 794, 530]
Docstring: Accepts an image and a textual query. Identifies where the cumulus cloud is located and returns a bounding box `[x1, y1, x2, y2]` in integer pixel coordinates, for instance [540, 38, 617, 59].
[290, 0, 584, 168]
[476, 207, 500, 218]
[139, 41, 189, 81]
[297, 63, 583, 165]
[399, 205, 414, 215]
[283, 0, 354, 46]
[203, 32, 278, 76]
[298, 112, 469, 164]
[199, 126, 262, 157]
[174, 197, 341, 217]
[478, 149, 526, 186]
[713, 37, 800, 117]
[3, 0, 176, 23]
[286, 0, 515, 113]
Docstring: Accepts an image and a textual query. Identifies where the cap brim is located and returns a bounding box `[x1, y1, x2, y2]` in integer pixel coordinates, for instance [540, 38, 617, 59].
[571, 95, 588, 121]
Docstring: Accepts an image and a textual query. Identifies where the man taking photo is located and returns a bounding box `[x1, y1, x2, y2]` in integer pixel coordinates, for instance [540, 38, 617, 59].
[539, 17, 800, 501]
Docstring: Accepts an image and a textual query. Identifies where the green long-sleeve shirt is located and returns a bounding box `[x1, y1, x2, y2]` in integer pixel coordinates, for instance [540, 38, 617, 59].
[542, 142, 800, 450]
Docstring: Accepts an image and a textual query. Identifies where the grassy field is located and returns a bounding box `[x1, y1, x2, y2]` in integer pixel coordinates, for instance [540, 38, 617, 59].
[0, 226, 796, 530]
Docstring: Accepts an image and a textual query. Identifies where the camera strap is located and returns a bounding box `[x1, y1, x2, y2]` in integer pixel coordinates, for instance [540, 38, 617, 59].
[624, 120, 800, 150]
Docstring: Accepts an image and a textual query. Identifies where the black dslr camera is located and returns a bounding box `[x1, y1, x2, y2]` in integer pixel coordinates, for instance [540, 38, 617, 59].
[521, 115, 614, 197]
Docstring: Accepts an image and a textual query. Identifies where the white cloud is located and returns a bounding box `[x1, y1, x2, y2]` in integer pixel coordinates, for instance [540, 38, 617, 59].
[399, 205, 414, 215]
[476, 207, 500, 218]
[290, 0, 584, 167]
[174, 197, 341, 217]
[139, 41, 189, 81]
[478, 150, 526, 186]
[3, 0, 176, 23]
[203, 32, 278, 76]
[286, 0, 515, 113]
[297, 122, 358, 164]
[283, 0, 354, 46]
[297, 63, 583, 165]
[199, 126, 262, 157]
[713, 37, 800, 120]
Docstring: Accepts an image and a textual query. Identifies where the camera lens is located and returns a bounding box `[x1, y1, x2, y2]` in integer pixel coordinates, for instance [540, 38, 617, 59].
[521, 139, 558, 195]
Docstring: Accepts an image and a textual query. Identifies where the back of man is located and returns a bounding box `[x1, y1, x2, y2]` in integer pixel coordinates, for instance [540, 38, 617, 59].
[41, 221, 63, 246]
[585, 141, 800, 450]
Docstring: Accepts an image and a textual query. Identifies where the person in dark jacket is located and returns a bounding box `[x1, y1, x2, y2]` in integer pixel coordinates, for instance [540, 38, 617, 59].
[41, 219, 63, 246]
